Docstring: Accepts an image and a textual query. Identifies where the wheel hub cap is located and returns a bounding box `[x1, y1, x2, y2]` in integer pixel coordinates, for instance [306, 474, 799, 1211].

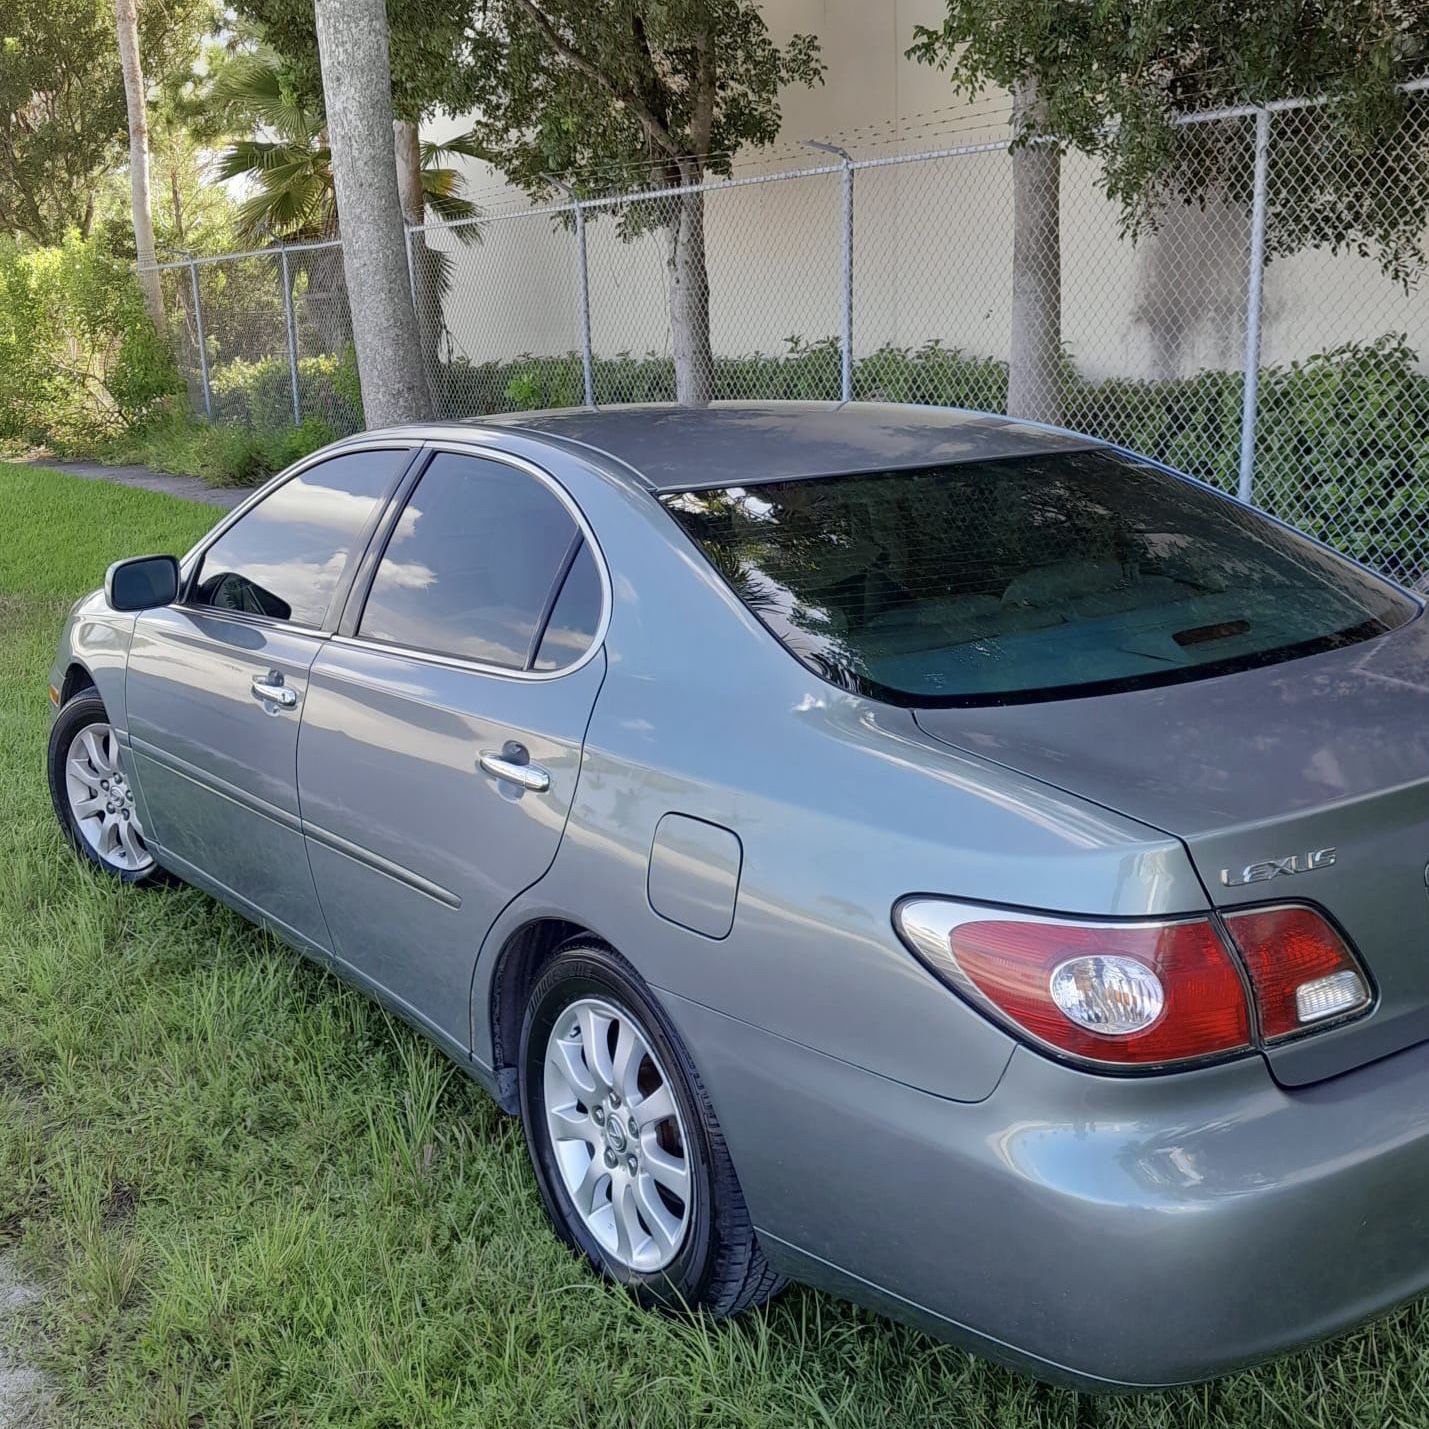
[543, 997, 693, 1274]
[64, 720, 153, 873]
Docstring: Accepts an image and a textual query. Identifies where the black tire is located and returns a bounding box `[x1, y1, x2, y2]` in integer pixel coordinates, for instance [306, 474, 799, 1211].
[519, 943, 785, 1316]
[47, 689, 169, 887]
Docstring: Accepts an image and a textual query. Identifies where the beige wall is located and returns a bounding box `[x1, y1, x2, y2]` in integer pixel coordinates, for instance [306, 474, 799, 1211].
[422, 1, 1429, 387]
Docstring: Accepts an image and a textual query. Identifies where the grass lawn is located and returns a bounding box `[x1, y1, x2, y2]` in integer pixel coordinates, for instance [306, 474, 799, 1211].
[4, 464, 1429, 1428]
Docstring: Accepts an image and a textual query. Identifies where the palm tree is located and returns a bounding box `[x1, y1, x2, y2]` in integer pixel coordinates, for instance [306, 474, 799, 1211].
[211, 43, 480, 393]
[211, 46, 480, 243]
[113, 0, 164, 332]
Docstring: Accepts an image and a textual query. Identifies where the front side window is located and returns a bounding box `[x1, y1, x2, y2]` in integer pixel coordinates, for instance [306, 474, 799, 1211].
[663, 451, 1416, 706]
[358, 452, 595, 670]
[189, 449, 407, 626]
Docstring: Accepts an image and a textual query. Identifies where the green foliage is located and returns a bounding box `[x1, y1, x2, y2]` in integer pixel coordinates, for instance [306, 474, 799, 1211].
[103, 408, 335, 487]
[209, 46, 479, 244]
[0, 0, 215, 245]
[208, 351, 358, 432]
[232, 0, 486, 126]
[0, 235, 182, 447]
[909, 2, 1429, 280]
[465, 2, 824, 196]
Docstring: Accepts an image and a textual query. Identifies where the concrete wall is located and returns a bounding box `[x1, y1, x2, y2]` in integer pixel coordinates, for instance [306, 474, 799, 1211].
[420, 1, 1429, 385]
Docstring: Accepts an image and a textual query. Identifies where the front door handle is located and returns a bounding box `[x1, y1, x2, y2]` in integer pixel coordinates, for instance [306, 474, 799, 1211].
[251, 673, 299, 710]
[479, 749, 550, 793]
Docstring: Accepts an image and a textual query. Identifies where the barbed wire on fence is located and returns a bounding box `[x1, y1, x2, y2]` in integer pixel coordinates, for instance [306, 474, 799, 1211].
[143, 78, 1429, 580]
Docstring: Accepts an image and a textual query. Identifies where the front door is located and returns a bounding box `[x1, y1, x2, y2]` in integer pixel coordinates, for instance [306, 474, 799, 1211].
[296, 449, 607, 1050]
[124, 447, 412, 949]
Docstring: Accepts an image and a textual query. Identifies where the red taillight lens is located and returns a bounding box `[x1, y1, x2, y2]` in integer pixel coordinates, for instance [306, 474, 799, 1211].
[1221, 904, 1370, 1041]
[896, 902, 1252, 1067]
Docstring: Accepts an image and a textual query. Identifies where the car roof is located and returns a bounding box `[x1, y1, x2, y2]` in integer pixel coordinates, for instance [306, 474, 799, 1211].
[369, 401, 1103, 493]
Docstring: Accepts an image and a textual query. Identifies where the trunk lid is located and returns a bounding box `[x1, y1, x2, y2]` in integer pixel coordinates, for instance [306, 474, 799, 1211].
[914, 614, 1429, 1084]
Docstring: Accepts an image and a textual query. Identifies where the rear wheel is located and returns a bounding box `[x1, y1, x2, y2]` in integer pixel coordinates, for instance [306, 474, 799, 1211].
[47, 689, 164, 885]
[519, 943, 783, 1315]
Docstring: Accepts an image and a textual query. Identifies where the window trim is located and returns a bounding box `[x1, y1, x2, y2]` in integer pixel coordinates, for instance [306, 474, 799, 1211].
[335, 441, 611, 682]
[176, 440, 420, 637]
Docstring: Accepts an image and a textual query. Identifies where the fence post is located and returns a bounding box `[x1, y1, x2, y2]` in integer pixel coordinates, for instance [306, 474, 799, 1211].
[280, 247, 301, 426]
[1236, 107, 1272, 504]
[805, 141, 854, 402]
[188, 258, 213, 422]
[548, 176, 594, 407]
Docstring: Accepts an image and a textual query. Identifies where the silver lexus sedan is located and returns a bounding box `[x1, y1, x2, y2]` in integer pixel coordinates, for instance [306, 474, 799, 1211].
[45, 403, 1429, 1389]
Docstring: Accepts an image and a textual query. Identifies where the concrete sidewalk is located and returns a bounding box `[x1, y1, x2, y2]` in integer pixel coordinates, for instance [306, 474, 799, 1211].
[15, 459, 246, 510]
[0, 1255, 46, 1428]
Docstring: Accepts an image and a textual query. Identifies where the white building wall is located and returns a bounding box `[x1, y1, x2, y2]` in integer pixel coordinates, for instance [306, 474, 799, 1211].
[422, 0, 1429, 385]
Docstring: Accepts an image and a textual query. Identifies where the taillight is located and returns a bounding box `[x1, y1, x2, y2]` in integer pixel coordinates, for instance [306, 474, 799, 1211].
[1221, 904, 1370, 1040]
[896, 901, 1251, 1068]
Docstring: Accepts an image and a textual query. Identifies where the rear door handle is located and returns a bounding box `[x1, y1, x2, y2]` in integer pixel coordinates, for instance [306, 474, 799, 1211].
[251, 673, 299, 710]
[479, 750, 550, 793]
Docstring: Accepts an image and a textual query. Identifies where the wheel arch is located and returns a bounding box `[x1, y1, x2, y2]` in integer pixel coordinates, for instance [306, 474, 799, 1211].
[60, 662, 96, 705]
[486, 916, 603, 1112]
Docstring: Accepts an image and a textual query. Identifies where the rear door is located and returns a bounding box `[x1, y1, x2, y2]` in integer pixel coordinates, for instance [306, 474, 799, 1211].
[296, 447, 607, 1052]
[125, 445, 413, 949]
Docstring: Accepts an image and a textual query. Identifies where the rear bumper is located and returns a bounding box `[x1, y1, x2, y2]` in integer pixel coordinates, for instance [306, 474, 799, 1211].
[664, 991, 1429, 1389]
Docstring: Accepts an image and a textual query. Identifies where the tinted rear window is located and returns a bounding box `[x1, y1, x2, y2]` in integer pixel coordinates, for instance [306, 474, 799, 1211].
[662, 451, 1416, 706]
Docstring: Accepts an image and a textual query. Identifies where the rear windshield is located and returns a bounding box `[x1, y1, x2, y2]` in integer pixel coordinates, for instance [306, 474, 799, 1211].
[662, 451, 1416, 706]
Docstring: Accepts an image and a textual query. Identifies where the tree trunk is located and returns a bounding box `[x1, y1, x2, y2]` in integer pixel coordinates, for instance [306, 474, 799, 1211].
[664, 180, 714, 407]
[394, 118, 439, 403]
[113, 0, 164, 333]
[314, 0, 432, 427]
[1007, 78, 1061, 424]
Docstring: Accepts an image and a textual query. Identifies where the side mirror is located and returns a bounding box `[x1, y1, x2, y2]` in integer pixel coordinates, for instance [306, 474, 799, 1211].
[104, 555, 181, 612]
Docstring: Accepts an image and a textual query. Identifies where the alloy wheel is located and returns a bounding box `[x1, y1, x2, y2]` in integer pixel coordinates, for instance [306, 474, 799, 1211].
[543, 996, 694, 1273]
[64, 721, 153, 873]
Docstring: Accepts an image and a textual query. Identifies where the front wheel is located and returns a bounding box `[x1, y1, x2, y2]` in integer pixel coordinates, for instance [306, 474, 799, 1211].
[47, 689, 164, 885]
[519, 943, 784, 1316]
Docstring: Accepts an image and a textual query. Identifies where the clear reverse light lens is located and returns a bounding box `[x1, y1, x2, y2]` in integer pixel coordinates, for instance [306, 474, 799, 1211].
[1295, 968, 1368, 1024]
[1049, 955, 1166, 1035]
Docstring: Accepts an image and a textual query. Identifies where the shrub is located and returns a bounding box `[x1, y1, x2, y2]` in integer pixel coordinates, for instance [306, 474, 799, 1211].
[209, 350, 362, 433]
[0, 234, 182, 447]
[105, 406, 335, 487]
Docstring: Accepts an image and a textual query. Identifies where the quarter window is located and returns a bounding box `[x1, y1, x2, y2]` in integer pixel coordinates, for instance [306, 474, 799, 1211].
[189, 449, 407, 626]
[534, 539, 602, 671]
[358, 452, 596, 670]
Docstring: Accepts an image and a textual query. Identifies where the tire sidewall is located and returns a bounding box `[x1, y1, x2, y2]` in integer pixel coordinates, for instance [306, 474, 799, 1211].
[47, 691, 156, 886]
[519, 947, 717, 1309]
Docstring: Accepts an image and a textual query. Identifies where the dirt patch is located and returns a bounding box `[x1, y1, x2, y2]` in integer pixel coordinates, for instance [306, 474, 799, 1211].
[0, 1254, 48, 1428]
[101, 1183, 136, 1230]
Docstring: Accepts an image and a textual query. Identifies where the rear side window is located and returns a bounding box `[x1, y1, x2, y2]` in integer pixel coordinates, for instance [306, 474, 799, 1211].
[190, 449, 407, 626]
[358, 452, 596, 670]
[663, 451, 1416, 706]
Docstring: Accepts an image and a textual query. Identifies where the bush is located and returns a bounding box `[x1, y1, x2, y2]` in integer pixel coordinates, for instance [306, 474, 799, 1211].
[209, 350, 361, 433]
[0, 234, 182, 447]
[104, 406, 336, 487]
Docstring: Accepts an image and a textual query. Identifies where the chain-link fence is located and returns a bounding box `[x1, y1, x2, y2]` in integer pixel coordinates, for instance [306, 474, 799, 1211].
[147, 78, 1429, 581]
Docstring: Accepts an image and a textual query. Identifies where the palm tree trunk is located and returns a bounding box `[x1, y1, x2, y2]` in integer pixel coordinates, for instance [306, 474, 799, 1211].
[314, 0, 432, 426]
[1008, 77, 1061, 424]
[113, 0, 164, 333]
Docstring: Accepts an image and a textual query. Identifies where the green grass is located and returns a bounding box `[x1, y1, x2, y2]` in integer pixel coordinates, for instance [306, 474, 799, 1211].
[6, 463, 1429, 1428]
